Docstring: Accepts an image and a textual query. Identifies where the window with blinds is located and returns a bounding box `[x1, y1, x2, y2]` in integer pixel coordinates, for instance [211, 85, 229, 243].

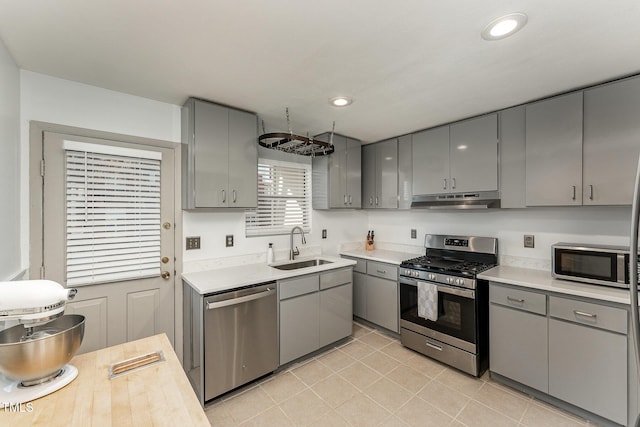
[245, 159, 311, 236]
[64, 141, 162, 286]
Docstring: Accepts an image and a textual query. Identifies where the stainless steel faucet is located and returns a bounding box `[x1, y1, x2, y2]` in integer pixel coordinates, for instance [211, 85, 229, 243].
[289, 226, 306, 260]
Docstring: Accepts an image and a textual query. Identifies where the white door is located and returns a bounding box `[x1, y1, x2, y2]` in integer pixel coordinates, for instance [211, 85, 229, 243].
[41, 131, 175, 354]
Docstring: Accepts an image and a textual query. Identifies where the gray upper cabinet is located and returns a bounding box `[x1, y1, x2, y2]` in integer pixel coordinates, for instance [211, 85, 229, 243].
[525, 92, 583, 206]
[412, 114, 497, 196]
[583, 75, 640, 205]
[499, 106, 526, 208]
[449, 114, 498, 193]
[362, 139, 398, 209]
[412, 126, 449, 195]
[312, 133, 362, 209]
[397, 134, 413, 209]
[182, 98, 258, 209]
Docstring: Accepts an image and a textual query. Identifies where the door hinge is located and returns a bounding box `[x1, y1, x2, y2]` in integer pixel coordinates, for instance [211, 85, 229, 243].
[40, 159, 45, 177]
[40, 265, 45, 279]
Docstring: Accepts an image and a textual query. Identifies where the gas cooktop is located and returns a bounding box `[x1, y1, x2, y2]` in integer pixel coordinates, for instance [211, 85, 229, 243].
[400, 255, 495, 276]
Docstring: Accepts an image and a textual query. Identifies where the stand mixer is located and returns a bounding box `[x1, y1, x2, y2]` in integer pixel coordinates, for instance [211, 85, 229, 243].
[0, 280, 84, 404]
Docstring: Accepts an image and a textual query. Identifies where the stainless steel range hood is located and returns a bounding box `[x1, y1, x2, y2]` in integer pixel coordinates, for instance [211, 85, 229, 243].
[411, 191, 501, 209]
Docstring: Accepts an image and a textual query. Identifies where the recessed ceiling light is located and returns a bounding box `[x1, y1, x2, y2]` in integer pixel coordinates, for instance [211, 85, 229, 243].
[481, 13, 528, 41]
[330, 96, 353, 107]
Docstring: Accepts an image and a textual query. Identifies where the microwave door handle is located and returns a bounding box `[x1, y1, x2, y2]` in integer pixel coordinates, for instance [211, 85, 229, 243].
[436, 284, 475, 299]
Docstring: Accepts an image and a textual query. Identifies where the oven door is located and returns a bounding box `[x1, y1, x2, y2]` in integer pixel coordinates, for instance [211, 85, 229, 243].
[399, 277, 477, 353]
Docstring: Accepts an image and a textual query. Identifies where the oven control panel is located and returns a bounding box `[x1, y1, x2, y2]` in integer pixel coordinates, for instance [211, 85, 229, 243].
[444, 238, 468, 247]
[400, 269, 476, 290]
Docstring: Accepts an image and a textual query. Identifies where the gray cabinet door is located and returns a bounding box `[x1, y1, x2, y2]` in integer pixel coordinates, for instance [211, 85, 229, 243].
[398, 134, 413, 209]
[499, 106, 526, 208]
[228, 109, 257, 207]
[525, 92, 583, 206]
[489, 303, 548, 392]
[449, 114, 498, 193]
[367, 275, 398, 332]
[583, 75, 640, 205]
[548, 318, 627, 425]
[329, 135, 347, 208]
[193, 100, 229, 207]
[346, 138, 362, 208]
[362, 144, 376, 208]
[280, 292, 320, 365]
[353, 271, 367, 318]
[319, 283, 353, 347]
[377, 139, 398, 208]
[412, 126, 450, 195]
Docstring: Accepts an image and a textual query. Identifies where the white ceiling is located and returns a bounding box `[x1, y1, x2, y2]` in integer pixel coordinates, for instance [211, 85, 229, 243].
[1, 0, 640, 142]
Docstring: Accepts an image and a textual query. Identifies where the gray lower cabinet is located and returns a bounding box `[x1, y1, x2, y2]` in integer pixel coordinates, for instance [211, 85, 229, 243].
[345, 257, 398, 333]
[548, 297, 627, 425]
[490, 282, 630, 425]
[279, 268, 353, 365]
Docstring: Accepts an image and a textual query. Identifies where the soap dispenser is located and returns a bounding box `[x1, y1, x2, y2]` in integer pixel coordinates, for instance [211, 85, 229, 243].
[267, 243, 274, 265]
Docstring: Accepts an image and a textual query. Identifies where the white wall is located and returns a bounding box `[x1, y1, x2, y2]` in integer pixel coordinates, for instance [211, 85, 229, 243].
[0, 38, 21, 280]
[368, 206, 632, 268]
[19, 71, 182, 269]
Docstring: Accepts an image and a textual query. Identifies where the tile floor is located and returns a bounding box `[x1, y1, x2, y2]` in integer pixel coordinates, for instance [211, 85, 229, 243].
[204, 322, 599, 426]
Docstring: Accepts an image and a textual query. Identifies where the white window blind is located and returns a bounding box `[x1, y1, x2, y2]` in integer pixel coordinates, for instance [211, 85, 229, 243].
[64, 143, 161, 286]
[245, 159, 311, 236]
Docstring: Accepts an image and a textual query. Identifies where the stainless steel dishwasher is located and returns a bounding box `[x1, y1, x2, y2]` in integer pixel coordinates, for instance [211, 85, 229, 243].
[203, 282, 278, 401]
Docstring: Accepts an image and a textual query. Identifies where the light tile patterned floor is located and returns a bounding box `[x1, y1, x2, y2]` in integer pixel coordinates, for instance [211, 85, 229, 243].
[204, 322, 598, 426]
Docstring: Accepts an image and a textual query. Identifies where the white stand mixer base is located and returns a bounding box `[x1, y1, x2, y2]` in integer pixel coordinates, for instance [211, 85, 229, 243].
[0, 364, 78, 405]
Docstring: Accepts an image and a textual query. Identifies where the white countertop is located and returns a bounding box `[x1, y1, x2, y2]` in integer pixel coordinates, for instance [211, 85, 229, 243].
[479, 265, 632, 305]
[339, 248, 422, 265]
[182, 255, 356, 295]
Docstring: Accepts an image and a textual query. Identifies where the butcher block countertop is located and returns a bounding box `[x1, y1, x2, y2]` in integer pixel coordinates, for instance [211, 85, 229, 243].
[1, 333, 208, 427]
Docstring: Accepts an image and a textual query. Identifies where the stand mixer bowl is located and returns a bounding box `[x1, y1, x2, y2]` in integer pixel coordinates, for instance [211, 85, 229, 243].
[0, 314, 85, 385]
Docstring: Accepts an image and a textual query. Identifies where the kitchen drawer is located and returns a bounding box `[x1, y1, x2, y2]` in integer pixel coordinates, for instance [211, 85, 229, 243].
[320, 268, 352, 290]
[279, 274, 319, 300]
[549, 296, 627, 334]
[489, 284, 546, 315]
[366, 261, 397, 281]
[342, 256, 366, 273]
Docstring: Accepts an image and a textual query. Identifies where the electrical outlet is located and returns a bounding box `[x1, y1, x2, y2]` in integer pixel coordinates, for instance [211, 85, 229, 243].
[322, 229, 327, 239]
[186, 236, 201, 250]
[524, 235, 535, 248]
[411, 229, 417, 239]
[226, 235, 234, 247]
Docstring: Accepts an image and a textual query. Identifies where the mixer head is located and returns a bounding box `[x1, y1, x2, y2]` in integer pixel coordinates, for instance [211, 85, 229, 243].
[0, 280, 77, 327]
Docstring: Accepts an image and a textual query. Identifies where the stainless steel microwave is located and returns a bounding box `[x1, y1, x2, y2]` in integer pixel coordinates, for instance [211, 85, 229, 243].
[552, 243, 639, 288]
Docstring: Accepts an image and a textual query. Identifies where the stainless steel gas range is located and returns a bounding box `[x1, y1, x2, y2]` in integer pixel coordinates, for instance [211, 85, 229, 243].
[399, 234, 498, 377]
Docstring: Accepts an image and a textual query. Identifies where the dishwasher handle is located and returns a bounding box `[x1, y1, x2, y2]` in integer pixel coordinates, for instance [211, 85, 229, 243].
[206, 287, 275, 310]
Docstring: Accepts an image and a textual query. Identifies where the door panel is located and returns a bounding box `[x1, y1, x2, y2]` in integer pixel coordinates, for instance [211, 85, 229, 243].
[412, 126, 449, 195]
[228, 108, 257, 207]
[362, 144, 376, 208]
[377, 139, 398, 208]
[65, 297, 107, 354]
[194, 100, 228, 207]
[42, 131, 175, 352]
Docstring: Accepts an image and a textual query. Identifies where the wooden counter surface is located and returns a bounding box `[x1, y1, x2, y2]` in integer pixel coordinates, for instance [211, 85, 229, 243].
[1, 334, 209, 426]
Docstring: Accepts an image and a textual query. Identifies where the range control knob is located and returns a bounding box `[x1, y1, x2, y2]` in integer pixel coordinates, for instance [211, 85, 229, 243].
[414, 271, 420, 278]
[446, 277, 453, 284]
[456, 278, 463, 285]
[429, 273, 436, 281]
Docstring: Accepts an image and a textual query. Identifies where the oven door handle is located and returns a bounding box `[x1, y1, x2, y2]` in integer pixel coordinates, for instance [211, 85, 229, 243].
[436, 284, 475, 299]
[401, 278, 475, 299]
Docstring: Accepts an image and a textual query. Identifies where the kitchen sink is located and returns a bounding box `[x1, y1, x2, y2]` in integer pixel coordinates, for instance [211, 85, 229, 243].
[272, 259, 333, 270]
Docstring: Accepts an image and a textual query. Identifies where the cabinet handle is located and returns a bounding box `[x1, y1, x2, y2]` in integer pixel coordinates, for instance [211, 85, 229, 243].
[588, 185, 594, 201]
[572, 185, 576, 200]
[349, 195, 353, 204]
[452, 178, 456, 190]
[507, 296, 525, 304]
[574, 310, 597, 319]
[443, 179, 447, 190]
[222, 190, 226, 203]
[344, 195, 347, 205]
[376, 269, 386, 274]
[375, 196, 379, 206]
[425, 341, 443, 351]
[232, 189, 237, 203]
[369, 196, 373, 206]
